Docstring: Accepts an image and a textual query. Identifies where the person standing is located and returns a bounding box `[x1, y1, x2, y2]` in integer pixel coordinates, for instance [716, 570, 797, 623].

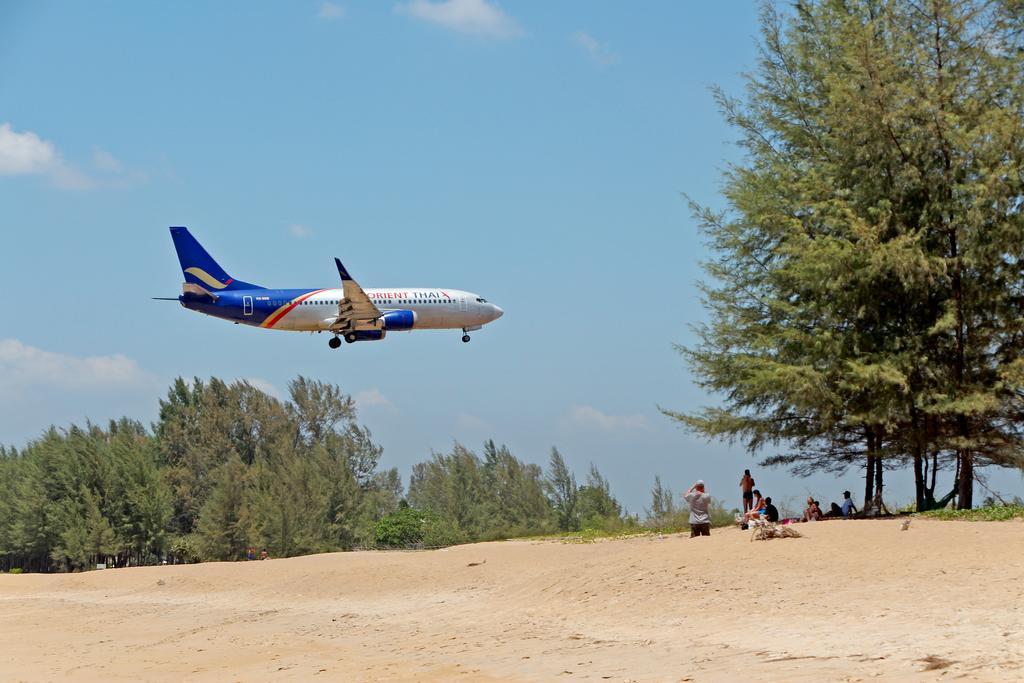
[685, 480, 712, 537]
[739, 469, 755, 513]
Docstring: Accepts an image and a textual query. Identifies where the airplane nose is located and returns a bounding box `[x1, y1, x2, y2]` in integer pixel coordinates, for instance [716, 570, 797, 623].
[491, 304, 504, 320]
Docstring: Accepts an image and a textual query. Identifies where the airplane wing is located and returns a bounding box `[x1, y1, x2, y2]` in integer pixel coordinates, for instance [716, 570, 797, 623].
[329, 258, 381, 330]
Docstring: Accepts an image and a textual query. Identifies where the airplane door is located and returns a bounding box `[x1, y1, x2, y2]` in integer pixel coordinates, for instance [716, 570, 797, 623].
[459, 296, 467, 312]
[243, 295, 253, 316]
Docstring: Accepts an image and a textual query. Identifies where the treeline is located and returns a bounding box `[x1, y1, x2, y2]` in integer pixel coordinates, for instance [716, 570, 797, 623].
[405, 444, 629, 541]
[673, 0, 1024, 510]
[0, 377, 651, 573]
[0, 377, 402, 572]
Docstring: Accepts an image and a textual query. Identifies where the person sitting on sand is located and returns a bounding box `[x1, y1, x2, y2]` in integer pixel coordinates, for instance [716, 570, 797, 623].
[764, 496, 780, 523]
[684, 480, 712, 537]
[801, 496, 816, 522]
[744, 489, 766, 521]
[841, 490, 858, 517]
[802, 497, 824, 522]
[828, 501, 843, 517]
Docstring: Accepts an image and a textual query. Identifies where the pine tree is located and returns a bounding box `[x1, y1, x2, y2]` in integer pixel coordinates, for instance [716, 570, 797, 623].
[645, 475, 677, 523]
[670, 0, 1024, 509]
[196, 457, 251, 561]
[82, 486, 116, 567]
[545, 448, 579, 531]
[577, 463, 623, 528]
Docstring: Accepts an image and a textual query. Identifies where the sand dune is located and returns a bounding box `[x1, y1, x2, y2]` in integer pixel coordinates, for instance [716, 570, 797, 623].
[2, 518, 1022, 682]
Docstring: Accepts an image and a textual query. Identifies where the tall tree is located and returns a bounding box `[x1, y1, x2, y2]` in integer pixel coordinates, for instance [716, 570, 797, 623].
[196, 456, 252, 561]
[545, 448, 579, 531]
[577, 463, 622, 527]
[645, 475, 677, 523]
[670, 0, 1024, 508]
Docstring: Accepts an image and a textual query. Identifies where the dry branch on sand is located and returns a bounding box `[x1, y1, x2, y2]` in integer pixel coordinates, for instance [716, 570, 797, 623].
[750, 522, 802, 541]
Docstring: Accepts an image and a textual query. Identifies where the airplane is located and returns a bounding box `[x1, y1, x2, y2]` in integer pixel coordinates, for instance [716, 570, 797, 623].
[159, 226, 503, 348]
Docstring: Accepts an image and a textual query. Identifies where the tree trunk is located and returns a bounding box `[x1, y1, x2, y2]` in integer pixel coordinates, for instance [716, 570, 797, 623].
[929, 450, 938, 497]
[864, 429, 876, 510]
[875, 445, 884, 502]
[913, 450, 925, 512]
[957, 450, 973, 509]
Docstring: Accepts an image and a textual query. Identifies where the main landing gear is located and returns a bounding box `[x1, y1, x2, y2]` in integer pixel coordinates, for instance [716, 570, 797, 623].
[328, 333, 359, 348]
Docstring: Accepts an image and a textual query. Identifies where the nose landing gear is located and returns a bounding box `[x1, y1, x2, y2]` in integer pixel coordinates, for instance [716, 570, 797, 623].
[462, 334, 471, 343]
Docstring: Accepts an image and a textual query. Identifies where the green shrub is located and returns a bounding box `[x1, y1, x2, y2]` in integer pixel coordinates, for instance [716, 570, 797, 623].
[375, 506, 427, 546]
[646, 498, 739, 533]
[917, 504, 1024, 522]
[9, 568, 23, 574]
[421, 514, 467, 547]
[168, 534, 201, 563]
[374, 506, 466, 548]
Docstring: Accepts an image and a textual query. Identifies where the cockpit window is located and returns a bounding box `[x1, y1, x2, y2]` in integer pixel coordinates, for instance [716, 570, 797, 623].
[476, 297, 487, 303]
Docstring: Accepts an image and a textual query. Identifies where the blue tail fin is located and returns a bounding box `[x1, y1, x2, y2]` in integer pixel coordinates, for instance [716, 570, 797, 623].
[169, 227, 263, 291]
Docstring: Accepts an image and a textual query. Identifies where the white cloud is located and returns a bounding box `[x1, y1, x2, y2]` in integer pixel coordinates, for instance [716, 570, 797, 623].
[396, 0, 521, 38]
[571, 31, 619, 66]
[0, 339, 157, 395]
[567, 405, 648, 432]
[0, 123, 144, 190]
[49, 163, 96, 190]
[288, 223, 314, 238]
[318, 2, 345, 20]
[91, 147, 147, 186]
[354, 388, 393, 409]
[92, 147, 123, 173]
[0, 123, 57, 175]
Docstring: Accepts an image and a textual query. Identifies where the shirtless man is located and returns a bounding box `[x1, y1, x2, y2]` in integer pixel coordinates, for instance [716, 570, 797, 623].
[740, 469, 755, 513]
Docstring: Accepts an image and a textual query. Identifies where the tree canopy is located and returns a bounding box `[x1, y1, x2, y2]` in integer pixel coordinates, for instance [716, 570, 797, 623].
[1, 377, 636, 572]
[670, 0, 1024, 509]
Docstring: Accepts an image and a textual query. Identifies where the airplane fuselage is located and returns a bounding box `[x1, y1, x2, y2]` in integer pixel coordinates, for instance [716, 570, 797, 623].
[167, 226, 503, 346]
[183, 287, 501, 332]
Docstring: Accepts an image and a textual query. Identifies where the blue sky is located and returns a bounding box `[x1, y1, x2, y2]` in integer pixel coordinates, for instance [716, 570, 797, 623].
[2, 0, 1021, 514]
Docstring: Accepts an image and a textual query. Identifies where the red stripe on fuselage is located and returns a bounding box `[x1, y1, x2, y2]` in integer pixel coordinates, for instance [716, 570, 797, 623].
[263, 289, 327, 329]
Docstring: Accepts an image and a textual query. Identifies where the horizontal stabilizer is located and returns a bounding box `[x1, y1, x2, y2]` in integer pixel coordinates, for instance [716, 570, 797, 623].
[181, 282, 219, 303]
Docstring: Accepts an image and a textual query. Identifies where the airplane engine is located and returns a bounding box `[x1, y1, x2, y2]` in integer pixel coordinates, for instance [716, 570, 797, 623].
[348, 330, 386, 342]
[381, 310, 416, 331]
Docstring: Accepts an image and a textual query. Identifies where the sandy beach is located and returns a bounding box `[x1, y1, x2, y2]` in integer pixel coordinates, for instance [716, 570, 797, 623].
[1, 518, 1022, 682]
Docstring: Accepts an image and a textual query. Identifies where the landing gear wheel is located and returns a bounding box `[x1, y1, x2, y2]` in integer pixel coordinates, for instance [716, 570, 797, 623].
[345, 332, 357, 344]
[328, 336, 341, 349]
[462, 334, 471, 343]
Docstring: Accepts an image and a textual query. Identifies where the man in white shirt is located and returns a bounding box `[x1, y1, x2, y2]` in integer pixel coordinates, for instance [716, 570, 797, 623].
[684, 480, 712, 537]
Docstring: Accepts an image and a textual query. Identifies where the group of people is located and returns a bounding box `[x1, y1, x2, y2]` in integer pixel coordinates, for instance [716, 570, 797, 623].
[801, 490, 858, 521]
[681, 471, 863, 539]
[682, 473, 780, 538]
[739, 470, 779, 525]
[742, 468, 860, 524]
